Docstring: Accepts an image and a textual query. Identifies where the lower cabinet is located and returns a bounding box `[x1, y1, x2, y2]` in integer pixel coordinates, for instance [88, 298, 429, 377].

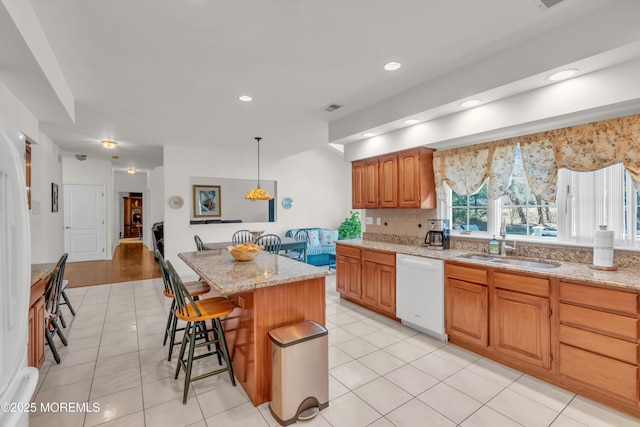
[336, 254, 361, 300]
[361, 250, 396, 317]
[445, 263, 488, 347]
[491, 288, 551, 369]
[446, 278, 488, 346]
[557, 280, 639, 402]
[28, 296, 45, 368]
[336, 244, 396, 318]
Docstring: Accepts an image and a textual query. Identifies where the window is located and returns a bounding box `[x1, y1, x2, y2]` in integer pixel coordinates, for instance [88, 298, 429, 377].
[446, 146, 639, 247]
[450, 181, 489, 232]
[501, 147, 557, 238]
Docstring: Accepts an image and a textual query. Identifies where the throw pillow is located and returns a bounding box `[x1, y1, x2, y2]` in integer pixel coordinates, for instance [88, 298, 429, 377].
[307, 229, 320, 246]
[320, 229, 339, 245]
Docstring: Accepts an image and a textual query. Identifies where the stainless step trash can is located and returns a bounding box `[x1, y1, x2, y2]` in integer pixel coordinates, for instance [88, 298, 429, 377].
[268, 320, 329, 426]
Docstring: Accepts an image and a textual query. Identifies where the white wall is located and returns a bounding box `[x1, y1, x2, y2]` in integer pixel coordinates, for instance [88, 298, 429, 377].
[0, 85, 64, 264]
[149, 165, 164, 227]
[164, 145, 351, 275]
[62, 156, 115, 257]
[29, 132, 64, 263]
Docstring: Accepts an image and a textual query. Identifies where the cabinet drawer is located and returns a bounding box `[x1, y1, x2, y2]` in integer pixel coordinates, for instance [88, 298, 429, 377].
[336, 244, 361, 259]
[445, 263, 487, 285]
[559, 303, 638, 340]
[494, 272, 549, 297]
[559, 281, 637, 316]
[559, 325, 638, 365]
[559, 344, 638, 401]
[362, 249, 395, 266]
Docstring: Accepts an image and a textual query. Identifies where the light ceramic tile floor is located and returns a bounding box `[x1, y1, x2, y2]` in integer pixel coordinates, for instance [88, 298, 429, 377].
[30, 273, 640, 427]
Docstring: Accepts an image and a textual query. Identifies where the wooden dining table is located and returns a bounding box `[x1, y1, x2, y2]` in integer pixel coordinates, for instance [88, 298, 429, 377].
[204, 236, 307, 262]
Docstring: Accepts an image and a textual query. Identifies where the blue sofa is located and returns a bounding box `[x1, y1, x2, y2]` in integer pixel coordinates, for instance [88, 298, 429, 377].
[285, 228, 337, 266]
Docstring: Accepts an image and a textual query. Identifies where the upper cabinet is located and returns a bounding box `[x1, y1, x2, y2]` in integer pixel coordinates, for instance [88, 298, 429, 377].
[352, 157, 379, 209]
[352, 147, 436, 209]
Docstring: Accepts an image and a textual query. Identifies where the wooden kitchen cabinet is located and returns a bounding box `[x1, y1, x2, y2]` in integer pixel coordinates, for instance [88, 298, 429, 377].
[557, 280, 639, 402]
[491, 272, 551, 369]
[492, 288, 551, 369]
[445, 263, 488, 347]
[336, 244, 396, 318]
[336, 245, 362, 300]
[378, 154, 398, 208]
[350, 147, 436, 209]
[397, 148, 436, 209]
[351, 158, 379, 209]
[29, 297, 45, 368]
[361, 249, 396, 316]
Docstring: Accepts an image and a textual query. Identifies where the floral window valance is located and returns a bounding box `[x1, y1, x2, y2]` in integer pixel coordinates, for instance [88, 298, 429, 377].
[433, 114, 640, 203]
[433, 138, 517, 201]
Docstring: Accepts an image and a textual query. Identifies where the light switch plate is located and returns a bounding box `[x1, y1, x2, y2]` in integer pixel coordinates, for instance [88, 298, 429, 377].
[365, 216, 373, 225]
[376, 218, 381, 225]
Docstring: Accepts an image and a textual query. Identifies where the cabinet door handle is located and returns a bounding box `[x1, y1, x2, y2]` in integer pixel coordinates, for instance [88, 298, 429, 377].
[65, 226, 71, 229]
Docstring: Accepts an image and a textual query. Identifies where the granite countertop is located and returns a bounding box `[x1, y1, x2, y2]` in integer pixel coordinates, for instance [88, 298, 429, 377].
[337, 239, 640, 292]
[31, 262, 56, 287]
[178, 249, 328, 295]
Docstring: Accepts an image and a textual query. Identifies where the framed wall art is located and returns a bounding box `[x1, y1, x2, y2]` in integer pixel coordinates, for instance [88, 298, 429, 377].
[51, 183, 59, 213]
[193, 185, 221, 218]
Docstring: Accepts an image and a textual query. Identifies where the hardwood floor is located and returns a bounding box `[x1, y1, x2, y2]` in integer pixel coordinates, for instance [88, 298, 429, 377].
[64, 242, 161, 288]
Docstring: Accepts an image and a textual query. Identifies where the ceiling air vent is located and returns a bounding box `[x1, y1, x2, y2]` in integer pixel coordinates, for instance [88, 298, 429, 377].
[321, 103, 342, 112]
[534, 0, 565, 8]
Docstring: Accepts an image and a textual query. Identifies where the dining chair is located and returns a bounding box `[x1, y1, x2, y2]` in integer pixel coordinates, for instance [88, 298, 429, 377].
[284, 229, 308, 261]
[194, 234, 206, 251]
[166, 260, 236, 404]
[232, 230, 254, 244]
[44, 253, 69, 364]
[255, 234, 281, 254]
[156, 250, 226, 361]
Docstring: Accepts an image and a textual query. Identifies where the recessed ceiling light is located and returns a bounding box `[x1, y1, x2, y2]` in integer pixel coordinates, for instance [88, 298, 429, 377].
[383, 61, 402, 71]
[460, 99, 482, 108]
[101, 140, 117, 149]
[362, 132, 376, 138]
[238, 95, 253, 102]
[404, 119, 420, 125]
[547, 69, 579, 81]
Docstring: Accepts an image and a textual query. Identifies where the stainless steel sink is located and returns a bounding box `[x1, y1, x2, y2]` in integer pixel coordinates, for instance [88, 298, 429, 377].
[490, 258, 560, 269]
[456, 254, 496, 261]
[457, 254, 561, 269]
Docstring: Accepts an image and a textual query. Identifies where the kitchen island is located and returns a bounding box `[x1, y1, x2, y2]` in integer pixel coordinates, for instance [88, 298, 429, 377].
[178, 249, 327, 406]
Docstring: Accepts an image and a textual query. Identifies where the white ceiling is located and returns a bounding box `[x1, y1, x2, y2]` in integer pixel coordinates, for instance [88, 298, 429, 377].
[1, 0, 639, 172]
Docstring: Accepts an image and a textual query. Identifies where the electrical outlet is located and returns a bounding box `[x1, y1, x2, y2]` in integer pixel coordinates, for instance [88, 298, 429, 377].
[376, 218, 381, 225]
[365, 216, 373, 225]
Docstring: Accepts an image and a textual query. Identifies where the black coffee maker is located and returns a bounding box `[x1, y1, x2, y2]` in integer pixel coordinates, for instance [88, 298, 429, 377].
[424, 219, 450, 250]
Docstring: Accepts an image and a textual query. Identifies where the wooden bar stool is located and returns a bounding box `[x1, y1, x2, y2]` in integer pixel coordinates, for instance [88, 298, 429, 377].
[156, 251, 225, 361]
[166, 260, 237, 404]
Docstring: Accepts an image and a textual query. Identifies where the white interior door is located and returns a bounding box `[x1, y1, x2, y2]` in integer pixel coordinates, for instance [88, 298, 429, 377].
[64, 184, 106, 262]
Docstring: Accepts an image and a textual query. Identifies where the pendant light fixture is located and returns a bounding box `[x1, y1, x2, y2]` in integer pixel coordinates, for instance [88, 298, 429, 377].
[245, 137, 273, 200]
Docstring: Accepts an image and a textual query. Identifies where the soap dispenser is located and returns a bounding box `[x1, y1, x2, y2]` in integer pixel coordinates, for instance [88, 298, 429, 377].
[489, 235, 500, 255]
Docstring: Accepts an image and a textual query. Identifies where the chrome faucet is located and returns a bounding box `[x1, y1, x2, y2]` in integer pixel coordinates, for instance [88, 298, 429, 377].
[498, 216, 515, 256]
[499, 236, 516, 256]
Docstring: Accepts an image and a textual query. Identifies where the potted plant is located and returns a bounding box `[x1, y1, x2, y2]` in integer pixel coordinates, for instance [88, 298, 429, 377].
[338, 211, 362, 240]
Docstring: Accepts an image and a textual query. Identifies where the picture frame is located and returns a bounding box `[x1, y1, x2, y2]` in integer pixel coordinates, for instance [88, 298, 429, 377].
[51, 183, 59, 213]
[193, 185, 221, 218]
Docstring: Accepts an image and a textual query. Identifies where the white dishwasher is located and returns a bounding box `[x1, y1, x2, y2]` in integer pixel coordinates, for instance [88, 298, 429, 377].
[396, 254, 447, 341]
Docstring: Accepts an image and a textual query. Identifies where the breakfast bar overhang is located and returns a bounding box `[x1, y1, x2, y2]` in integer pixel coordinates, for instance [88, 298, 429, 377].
[178, 249, 327, 406]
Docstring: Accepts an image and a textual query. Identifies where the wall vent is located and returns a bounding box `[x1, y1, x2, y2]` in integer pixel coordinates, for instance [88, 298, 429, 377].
[534, 0, 565, 8]
[321, 104, 342, 112]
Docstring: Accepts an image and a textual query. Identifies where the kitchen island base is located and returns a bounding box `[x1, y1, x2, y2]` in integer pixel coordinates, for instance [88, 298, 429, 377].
[221, 277, 326, 406]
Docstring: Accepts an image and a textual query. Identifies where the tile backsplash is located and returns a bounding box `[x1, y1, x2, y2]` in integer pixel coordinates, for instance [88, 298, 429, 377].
[362, 209, 640, 270]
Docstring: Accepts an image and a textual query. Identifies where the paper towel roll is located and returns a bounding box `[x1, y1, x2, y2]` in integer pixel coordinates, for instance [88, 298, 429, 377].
[593, 225, 614, 267]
